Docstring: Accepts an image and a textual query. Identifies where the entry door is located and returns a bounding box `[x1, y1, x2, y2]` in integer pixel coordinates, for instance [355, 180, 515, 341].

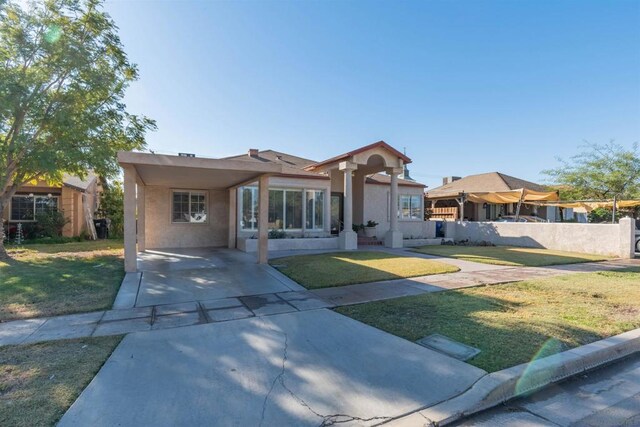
[331, 193, 344, 235]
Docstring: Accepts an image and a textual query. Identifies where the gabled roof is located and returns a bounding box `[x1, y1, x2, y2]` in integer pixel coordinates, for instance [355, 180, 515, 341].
[426, 172, 546, 199]
[305, 140, 412, 171]
[223, 150, 317, 169]
[62, 173, 98, 192]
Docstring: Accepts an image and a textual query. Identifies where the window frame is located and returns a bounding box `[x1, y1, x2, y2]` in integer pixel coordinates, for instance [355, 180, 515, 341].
[170, 189, 209, 224]
[9, 194, 60, 222]
[398, 194, 423, 221]
[306, 190, 325, 231]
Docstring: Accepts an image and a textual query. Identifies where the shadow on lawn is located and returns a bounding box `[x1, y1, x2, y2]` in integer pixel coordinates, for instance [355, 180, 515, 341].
[0, 254, 124, 321]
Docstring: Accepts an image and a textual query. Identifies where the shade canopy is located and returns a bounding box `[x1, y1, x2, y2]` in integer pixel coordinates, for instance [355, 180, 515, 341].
[462, 189, 559, 204]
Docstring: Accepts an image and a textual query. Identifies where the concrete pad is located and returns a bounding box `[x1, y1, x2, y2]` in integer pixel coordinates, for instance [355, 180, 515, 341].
[0, 318, 47, 346]
[112, 272, 141, 309]
[154, 302, 199, 316]
[92, 317, 151, 337]
[200, 297, 243, 310]
[416, 334, 481, 361]
[239, 294, 297, 316]
[102, 307, 153, 322]
[276, 291, 335, 310]
[23, 322, 97, 344]
[207, 306, 254, 322]
[60, 310, 485, 426]
[311, 280, 427, 306]
[152, 312, 201, 330]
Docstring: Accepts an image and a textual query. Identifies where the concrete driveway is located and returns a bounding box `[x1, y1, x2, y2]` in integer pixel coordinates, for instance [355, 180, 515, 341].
[59, 309, 485, 426]
[134, 248, 304, 307]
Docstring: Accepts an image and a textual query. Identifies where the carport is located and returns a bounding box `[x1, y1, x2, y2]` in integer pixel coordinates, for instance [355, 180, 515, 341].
[118, 151, 284, 272]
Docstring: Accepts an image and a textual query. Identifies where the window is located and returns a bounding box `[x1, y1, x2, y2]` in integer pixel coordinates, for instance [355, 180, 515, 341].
[399, 195, 423, 220]
[241, 187, 259, 230]
[10, 195, 59, 221]
[240, 186, 320, 231]
[172, 190, 207, 223]
[306, 190, 324, 230]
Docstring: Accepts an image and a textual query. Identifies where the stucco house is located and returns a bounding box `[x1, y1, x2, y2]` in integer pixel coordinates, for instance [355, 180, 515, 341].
[425, 172, 557, 221]
[118, 141, 433, 272]
[2, 173, 102, 238]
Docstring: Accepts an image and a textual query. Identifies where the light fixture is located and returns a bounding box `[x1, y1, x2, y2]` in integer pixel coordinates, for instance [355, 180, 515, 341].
[482, 203, 488, 208]
[47, 193, 52, 198]
[28, 193, 34, 197]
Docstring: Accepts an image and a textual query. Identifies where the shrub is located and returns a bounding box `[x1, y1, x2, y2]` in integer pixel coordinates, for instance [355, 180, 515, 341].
[96, 180, 124, 238]
[35, 210, 69, 238]
[268, 229, 287, 239]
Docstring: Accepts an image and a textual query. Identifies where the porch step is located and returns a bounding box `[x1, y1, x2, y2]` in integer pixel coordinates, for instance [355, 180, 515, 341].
[358, 237, 383, 246]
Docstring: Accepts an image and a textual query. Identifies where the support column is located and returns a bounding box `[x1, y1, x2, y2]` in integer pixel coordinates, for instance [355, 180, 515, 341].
[323, 188, 331, 234]
[257, 175, 269, 264]
[338, 161, 358, 250]
[385, 167, 404, 248]
[136, 180, 145, 252]
[123, 165, 137, 272]
[228, 188, 237, 249]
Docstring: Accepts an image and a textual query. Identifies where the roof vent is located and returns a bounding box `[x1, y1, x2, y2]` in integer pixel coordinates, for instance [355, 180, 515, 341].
[178, 152, 195, 158]
[248, 149, 259, 158]
[443, 176, 461, 185]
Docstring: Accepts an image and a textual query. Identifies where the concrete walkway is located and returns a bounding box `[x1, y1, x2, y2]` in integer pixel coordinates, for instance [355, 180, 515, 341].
[1, 256, 637, 347]
[58, 309, 486, 427]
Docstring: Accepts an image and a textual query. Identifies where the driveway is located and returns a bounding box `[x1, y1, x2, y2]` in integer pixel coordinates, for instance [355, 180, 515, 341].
[59, 309, 486, 426]
[134, 248, 304, 307]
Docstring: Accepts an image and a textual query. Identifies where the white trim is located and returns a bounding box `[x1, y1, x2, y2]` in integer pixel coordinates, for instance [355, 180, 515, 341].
[9, 194, 60, 222]
[170, 189, 209, 224]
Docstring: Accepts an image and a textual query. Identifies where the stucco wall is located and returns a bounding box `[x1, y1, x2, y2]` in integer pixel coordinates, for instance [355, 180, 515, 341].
[446, 219, 635, 258]
[144, 186, 229, 249]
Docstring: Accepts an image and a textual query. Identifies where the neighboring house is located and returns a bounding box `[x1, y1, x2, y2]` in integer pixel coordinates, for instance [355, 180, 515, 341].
[118, 141, 432, 272]
[2, 173, 101, 238]
[425, 172, 556, 221]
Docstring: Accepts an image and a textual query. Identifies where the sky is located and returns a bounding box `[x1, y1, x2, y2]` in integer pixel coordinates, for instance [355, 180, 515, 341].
[104, 0, 640, 190]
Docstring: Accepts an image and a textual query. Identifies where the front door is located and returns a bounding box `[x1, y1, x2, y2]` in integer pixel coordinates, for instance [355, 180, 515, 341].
[331, 193, 343, 235]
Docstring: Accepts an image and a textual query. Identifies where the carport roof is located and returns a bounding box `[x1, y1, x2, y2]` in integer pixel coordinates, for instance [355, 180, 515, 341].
[117, 151, 284, 189]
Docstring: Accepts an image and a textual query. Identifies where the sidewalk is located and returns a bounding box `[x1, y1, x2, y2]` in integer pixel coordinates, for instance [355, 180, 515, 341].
[1, 257, 637, 347]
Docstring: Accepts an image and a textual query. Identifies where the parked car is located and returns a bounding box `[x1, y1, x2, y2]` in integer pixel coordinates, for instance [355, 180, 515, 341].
[495, 215, 548, 223]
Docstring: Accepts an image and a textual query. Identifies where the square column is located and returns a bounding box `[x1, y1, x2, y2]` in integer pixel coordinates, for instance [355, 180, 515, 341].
[385, 167, 404, 248]
[228, 188, 237, 249]
[257, 175, 269, 264]
[323, 188, 331, 234]
[136, 179, 146, 252]
[338, 161, 358, 250]
[123, 165, 137, 272]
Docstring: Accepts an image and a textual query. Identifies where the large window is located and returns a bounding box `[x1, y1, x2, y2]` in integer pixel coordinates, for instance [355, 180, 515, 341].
[306, 191, 324, 230]
[10, 195, 58, 221]
[172, 190, 207, 223]
[399, 194, 423, 220]
[240, 187, 323, 231]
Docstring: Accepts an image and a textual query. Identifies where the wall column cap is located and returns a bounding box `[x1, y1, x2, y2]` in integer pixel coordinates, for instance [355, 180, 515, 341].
[338, 161, 358, 171]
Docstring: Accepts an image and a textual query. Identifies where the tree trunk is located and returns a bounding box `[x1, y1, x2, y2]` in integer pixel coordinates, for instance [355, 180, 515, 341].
[0, 200, 8, 260]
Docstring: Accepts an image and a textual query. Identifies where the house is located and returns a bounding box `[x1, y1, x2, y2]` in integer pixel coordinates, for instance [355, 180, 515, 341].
[425, 172, 557, 221]
[2, 173, 102, 239]
[118, 141, 432, 272]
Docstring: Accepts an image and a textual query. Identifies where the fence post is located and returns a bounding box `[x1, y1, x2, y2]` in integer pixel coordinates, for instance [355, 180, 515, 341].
[619, 217, 634, 259]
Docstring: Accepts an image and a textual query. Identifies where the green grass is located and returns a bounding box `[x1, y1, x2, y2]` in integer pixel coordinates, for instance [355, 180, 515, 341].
[271, 251, 459, 289]
[411, 245, 608, 267]
[0, 240, 124, 321]
[0, 336, 122, 427]
[337, 268, 640, 372]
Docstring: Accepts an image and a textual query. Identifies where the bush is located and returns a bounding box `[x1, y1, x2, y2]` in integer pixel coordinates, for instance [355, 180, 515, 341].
[268, 229, 287, 239]
[96, 180, 124, 238]
[35, 210, 69, 237]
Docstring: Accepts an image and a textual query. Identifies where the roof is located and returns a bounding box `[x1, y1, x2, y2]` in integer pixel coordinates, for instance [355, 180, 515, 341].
[62, 173, 98, 192]
[366, 173, 425, 188]
[426, 172, 547, 199]
[305, 140, 412, 171]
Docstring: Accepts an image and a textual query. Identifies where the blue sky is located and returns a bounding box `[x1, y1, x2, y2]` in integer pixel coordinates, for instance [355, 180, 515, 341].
[104, 0, 640, 189]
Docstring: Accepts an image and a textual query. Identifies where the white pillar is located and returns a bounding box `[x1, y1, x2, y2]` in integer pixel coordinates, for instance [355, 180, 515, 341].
[228, 188, 237, 249]
[385, 167, 404, 248]
[301, 190, 307, 235]
[123, 165, 137, 272]
[323, 188, 331, 234]
[257, 175, 269, 264]
[619, 217, 635, 259]
[136, 180, 145, 252]
[338, 161, 358, 250]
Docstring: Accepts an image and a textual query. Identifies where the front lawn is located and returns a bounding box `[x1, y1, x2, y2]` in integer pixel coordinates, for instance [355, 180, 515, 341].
[411, 245, 608, 267]
[0, 240, 124, 321]
[271, 251, 459, 289]
[337, 268, 640, 372]
[0, 336, 122, 427]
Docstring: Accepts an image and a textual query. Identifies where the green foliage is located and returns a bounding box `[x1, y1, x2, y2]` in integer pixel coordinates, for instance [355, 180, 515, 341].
[0, 0, 155, 254]
[543, 141, 640, 200]
[96, 179, 123, 237]
[352, 223, 365, 233]
[34, 210, 69, 237]
[365, 220, 379, 227]
[268, 229, 287, 239]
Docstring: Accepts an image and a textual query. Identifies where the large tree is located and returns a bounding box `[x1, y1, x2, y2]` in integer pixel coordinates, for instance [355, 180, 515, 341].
[0, 0, 155, 258]
[543, 141, 640, 201]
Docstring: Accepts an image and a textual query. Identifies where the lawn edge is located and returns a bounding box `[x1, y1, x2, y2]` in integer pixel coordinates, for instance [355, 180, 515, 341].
[385, 327, 640, 426]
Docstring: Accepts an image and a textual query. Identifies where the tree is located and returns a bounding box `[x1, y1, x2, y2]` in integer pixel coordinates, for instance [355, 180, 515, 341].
[543, 141, 640, 201]
[0, 0, 155, 258]
[95, 178, 123, 237]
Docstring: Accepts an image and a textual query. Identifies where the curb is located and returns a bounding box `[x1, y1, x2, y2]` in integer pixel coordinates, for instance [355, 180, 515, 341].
[385, 327, 640, 426]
